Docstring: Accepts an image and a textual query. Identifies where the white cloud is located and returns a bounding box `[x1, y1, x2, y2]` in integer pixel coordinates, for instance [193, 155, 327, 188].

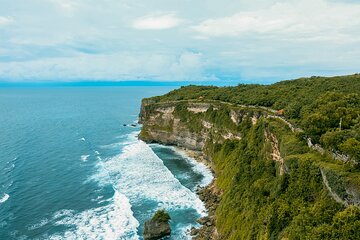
[1, 0, 360, 82]
[0, 51, 214, 81]
[168, 52, 204, 80]
[192, 0, 360, 42]
[132, 13, 183, 30]
[51, 0, 80, 13]
[0, 16, 14, 26]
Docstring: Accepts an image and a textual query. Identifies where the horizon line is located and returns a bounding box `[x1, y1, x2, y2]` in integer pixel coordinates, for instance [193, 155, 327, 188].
[0, 79, 277, 87]
[1, 73, 358, 88]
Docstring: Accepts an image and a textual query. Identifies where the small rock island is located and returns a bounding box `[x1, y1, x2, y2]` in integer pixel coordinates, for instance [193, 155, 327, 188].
[143, 209, 171, 240]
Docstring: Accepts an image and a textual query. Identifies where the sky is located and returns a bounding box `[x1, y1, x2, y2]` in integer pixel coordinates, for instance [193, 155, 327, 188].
[0, 0, 359, 84]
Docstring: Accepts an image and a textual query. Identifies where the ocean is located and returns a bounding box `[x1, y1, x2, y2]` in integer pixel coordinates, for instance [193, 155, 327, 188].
[0, 87, 212, 239]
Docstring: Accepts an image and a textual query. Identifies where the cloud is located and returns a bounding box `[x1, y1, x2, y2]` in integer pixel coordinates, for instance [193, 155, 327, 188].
[192, 0, 360, 41]
[132, 13, 183, 30]
[0, 0, 359, 82]
[0, 51, 215, 81]
[0, 16, 14, 26]
[168, 52, 205, 80]
[50, 0, 80, 13]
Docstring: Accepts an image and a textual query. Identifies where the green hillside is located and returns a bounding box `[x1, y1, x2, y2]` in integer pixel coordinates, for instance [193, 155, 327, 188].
[140, 74, 360, 239]
[145, 74, 360, 163]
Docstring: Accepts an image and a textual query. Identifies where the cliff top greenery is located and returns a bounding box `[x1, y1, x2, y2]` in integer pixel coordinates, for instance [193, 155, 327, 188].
[146, 74, 360, 107]
[151, 209, 171, 223]
[144, 74, 360, 164]
[140, 74, 360, 239]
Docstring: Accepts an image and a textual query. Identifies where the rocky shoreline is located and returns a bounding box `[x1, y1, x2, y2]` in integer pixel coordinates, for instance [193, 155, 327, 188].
[175, 147, 221, 240]
[191, 181, 221, 240]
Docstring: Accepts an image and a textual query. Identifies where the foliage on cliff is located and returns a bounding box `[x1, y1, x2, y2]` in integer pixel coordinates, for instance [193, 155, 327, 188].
[144, 74, 360, 163]
[151, 209, 171, 223]
[207, 119, 359, 239]
[140, 74, 360, 239]
[140, 102, 360, 239]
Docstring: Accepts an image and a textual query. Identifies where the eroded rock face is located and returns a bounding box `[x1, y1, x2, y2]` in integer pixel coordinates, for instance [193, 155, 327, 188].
[187, 103, 211, 113]
[139, 101, 268, 152]
[139, 103, 210, 151]
[264, 129, 287, 175]
[143, 210, 171, 240]
[143, 219, 171, 240]
[147, 129, 206, 151]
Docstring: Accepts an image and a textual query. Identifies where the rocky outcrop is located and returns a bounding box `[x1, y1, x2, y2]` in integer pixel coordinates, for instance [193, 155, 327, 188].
[143, 221, 171, 240]
[143, 210, 171, 240]
[320, 169, 349, 206]
[187, 103, 211, 113]
[142, 127, 207, 151]
[264, 130, 287, 175]
[307, 138, 357, 165]
[139, 101, 267, 151]
[139, 102, 208, 151]
[320, 169, 360, 207]
[191, 182, 221, 240]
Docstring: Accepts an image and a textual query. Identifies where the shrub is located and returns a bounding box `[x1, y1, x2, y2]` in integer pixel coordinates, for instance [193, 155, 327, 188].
[152, 209, 171, 223]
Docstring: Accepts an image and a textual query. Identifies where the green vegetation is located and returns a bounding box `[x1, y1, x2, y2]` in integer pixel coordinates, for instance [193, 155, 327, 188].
[141, 74, 360, 239]
[205, 117, 356, 239]
[208, 115, 359, 239]
[151, 209, 171, 223]
[144, 74, 360, 164]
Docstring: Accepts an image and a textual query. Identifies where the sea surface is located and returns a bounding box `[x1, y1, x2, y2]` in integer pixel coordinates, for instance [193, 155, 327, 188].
[0, 87, 212, 239]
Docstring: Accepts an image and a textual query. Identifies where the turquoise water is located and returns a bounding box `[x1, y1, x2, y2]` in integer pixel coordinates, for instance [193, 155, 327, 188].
[0, 87, 212, 239]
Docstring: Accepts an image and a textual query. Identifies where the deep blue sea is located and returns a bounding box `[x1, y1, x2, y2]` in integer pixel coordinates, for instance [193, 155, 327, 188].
[0, 87, 212, 240]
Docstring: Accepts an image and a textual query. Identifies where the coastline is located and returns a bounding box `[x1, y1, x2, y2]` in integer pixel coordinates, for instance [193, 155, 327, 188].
[174, 147, 221, 240]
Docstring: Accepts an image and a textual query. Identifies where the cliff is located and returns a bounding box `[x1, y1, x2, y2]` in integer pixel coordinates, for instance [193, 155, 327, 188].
[139, 98, 360, 239]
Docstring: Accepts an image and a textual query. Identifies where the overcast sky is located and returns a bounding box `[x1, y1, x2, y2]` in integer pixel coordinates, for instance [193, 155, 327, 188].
[0, 0, 359, 83]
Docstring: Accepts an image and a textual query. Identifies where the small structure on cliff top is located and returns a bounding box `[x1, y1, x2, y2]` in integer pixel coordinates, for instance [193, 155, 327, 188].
[143, 209, 171, 240]
[276, 109, 285, 116]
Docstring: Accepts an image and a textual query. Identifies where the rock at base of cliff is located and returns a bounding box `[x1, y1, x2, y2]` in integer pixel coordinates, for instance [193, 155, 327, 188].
[143, 210, 171, 240]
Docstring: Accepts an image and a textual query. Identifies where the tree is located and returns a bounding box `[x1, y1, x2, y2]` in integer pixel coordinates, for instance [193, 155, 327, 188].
[339, 138, 360, 164]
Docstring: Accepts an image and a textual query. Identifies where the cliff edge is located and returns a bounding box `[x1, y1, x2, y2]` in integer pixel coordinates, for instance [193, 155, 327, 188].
[139, 75, 360, 239]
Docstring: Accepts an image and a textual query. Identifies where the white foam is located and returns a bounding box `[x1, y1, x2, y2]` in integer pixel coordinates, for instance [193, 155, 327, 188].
[91, 139, 207, 216]
[50, 130, 208, 239]
[1, 180, 14, 191]
[79, 137, 86, 141]
[90, 195, 107, 203]
[171, 147, 213, 188]
[53, 209, 75, 219]
[174, 225, 193, 240]
[100, 141, 133, 149]
[50, 191, 139, 240]
[80, 155, 90, 162]
[94, 151, 100, 155]
[100, 131, 139, 149]
[4, 161, 15, 172]
[0, 193, 9, 204]
[27, 218, 49, 230]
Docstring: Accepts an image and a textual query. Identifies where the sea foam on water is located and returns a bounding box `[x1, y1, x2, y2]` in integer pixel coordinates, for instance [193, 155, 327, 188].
[39, 131, 210, 239]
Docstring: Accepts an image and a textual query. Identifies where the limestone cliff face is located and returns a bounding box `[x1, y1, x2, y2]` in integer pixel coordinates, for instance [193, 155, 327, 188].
[139, 102, 207, 151]
[139, 101, 261, 152]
